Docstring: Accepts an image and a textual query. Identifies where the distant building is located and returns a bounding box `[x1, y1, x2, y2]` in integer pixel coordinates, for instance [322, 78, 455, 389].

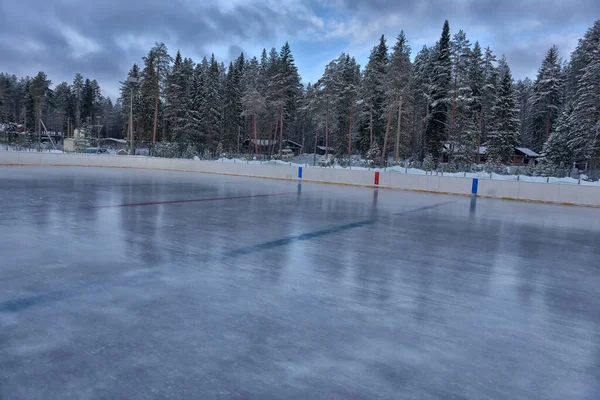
[315, 146, 335, 156]
[241, 139, 302, 155]
[443, 144, 539, 166]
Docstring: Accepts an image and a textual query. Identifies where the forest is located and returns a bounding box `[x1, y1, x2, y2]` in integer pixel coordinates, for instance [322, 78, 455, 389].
[1, 19, 599, 173]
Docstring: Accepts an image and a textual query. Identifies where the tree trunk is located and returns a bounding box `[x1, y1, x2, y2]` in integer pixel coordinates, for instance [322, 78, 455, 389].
[279, 109, 284, 158]
[369, 110, 373, 149]
[546, 110, 550, 141]
[348, 103, 353, 160]
[253, 115, 258, 157]
[153, 61, 159, 145]
[248, 115, 252, 154]
[313, 124, 318, 166]
[394, 98, 402, 163]
[325, 108, 329, 158]
[271, 114, 279, 159]
[477, 107, 483, 164]
[380, 112, 392, 167]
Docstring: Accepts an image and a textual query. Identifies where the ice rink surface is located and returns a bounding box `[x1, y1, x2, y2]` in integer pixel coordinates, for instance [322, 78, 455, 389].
[1, 166, 600, 399]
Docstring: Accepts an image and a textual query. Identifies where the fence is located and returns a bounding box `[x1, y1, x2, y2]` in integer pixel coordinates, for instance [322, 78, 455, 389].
[0, 151, 598, 207]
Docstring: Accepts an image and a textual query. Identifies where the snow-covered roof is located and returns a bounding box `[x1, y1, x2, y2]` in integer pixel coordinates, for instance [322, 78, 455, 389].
[103, 137, 127, 144]
[515, 147, 540, 157]
[478, 146, 487, 155]
[316, 146, 334, 151]
[246, 139, 302, 148]
[249, 139, 276, 146]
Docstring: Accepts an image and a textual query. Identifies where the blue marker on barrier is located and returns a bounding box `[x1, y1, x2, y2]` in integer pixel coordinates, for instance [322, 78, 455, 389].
[298, 167, 303, 179]
[471, 178, 479, 195]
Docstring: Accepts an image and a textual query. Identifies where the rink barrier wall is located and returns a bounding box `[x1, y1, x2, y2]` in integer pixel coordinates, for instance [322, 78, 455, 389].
[1, 152, 599, 207]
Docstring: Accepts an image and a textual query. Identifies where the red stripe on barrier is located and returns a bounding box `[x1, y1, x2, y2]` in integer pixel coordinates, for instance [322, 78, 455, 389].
[374, 172, 380, 185]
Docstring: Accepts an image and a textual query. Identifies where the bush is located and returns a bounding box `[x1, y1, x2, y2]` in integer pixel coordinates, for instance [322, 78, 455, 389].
[422, 154, 435, 171]
[152, 141, 179, 158]
[483, 161, 507, 175]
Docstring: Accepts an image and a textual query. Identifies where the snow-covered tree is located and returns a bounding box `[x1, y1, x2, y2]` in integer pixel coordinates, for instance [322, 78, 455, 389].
[425, 20, 452, 162]
[515, 78, 533, 146]
[536, 102, 574, 175]
[481, 46, 498, 144]
[222, 60, 244, 152]
[72, 73, 84, 127]
[165, 51, 188, 140]
[199, 54, 222, 151]
[384, 31, 413, 163]
[359, 35, 388, 153]
[527, 45, 563, 152]
[487, 57, 519, 165]
[412, 45, 436, 160]
[567, 20, 600, 175]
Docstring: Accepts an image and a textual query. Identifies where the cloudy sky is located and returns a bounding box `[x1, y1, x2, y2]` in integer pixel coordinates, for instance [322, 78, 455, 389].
[1, 0, 598, 99]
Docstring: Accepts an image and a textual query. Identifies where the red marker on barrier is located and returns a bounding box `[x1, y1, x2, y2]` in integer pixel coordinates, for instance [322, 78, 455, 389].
[374, 172, 380, 185]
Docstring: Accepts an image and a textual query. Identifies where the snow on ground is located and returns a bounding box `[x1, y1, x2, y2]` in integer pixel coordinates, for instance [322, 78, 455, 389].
[0, 146, 64, 153]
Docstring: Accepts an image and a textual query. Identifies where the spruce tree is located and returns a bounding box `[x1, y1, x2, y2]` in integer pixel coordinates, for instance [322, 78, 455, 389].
[412, 45, 436, 160]
[527, 45, 563, 152]
[537, 103, 574, 175]
[481, 46, 498, 144]
[514, 78, 533, 146]
[72, 73, 84, 127]
[424, 20, 452, 162]
[487, 57, 519, 165]
[567, 21, 600, 176]
[165, 50, 186, 139]
[359, 35, 388, 153]
[384, 31, 412, 163]
[199, 54, 222, 153]
[467, 41, 485, 163]
[223, 61, 243, 152]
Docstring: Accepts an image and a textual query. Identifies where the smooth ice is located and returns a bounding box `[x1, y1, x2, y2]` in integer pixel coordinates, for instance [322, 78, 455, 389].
[1, 167, 599, 399]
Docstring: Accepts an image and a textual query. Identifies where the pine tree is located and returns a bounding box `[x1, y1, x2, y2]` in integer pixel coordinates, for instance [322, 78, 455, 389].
[481, 46, 498, 145]
[450, 30, 472, 145]
[412, 45, 436, 160]
[147, 43, 172, 144]
[242, 57, 266, 156]
[72, 73, 84, 127]
[425, 20, 452, 162]
[487, 57, 519, 165]
[119, 64, 142, 146]
[29, 72, 51, 139]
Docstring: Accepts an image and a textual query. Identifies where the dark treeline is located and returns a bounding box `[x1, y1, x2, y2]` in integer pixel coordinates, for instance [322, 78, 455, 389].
[1, 20, 599, 172]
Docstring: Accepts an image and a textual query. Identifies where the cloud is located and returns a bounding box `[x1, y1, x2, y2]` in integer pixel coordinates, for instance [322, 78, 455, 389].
[0, 0, 597, 98]
[0, 0, 323, 98]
